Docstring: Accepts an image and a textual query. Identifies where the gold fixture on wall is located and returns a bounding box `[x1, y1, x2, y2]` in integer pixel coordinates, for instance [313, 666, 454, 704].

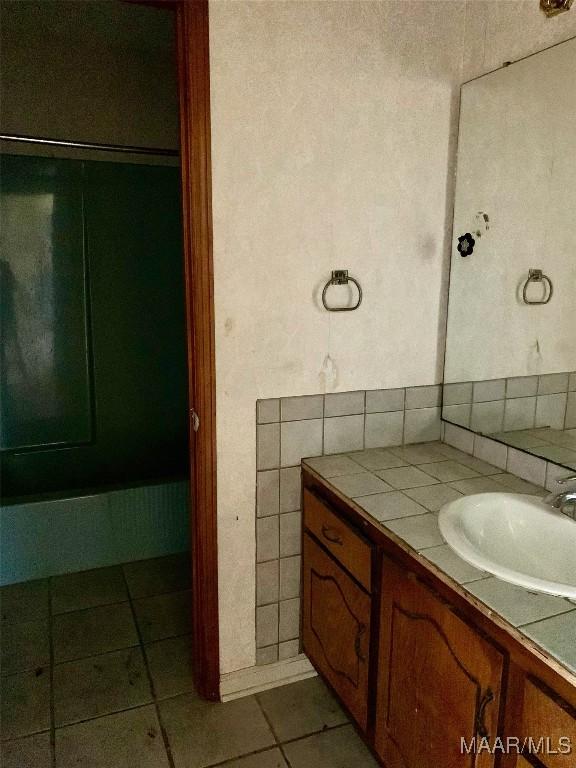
[541, 0, 573, 16]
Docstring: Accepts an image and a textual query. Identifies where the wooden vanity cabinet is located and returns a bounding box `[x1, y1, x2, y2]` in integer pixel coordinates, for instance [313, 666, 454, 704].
[302, 490, 373, 731]
[301, 471, 576, 768]
[517, 678, 576, 768]
[302, 534, 371, 730]
[375, 556, 504, 768]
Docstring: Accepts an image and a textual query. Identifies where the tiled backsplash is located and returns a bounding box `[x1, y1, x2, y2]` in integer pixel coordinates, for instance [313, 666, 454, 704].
[443, 372, 576, 433]
[442, 422, 576, 502]
[254, 385, 442, 665]
[254, 386, 576, 668]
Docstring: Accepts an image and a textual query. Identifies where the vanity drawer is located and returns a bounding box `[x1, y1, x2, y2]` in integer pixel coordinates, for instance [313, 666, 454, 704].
[521, 678, 575, 768]
[302, 532, 371, 731]
[303, 489, 371, 592]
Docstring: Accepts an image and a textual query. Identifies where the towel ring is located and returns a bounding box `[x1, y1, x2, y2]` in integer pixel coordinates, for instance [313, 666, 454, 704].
[322, 270, 363, 312]
[522, 268, 553, 305]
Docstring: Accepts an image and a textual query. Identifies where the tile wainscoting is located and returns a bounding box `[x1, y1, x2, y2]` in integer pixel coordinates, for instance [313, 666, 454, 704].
[254, 388, 576, 667]
[254, 385, 443, 665]
[442, 422, 576, 502]
[443, 372, 576, 436]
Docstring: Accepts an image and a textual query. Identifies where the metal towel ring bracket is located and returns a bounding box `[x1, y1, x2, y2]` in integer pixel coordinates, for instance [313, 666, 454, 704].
[322, 270, 363, 312]
[522, 268, 553, 305]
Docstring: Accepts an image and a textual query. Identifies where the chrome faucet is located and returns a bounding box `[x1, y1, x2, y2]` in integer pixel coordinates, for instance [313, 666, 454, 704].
[544, 475, 576, 513]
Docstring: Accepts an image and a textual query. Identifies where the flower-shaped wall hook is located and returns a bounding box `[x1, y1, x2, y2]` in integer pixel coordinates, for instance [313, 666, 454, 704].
[457, 233, 476, 257]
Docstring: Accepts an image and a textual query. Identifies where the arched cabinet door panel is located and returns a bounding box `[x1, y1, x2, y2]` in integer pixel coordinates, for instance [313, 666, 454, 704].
[302, 533, 371, 731]
[376, 556, 504, 768]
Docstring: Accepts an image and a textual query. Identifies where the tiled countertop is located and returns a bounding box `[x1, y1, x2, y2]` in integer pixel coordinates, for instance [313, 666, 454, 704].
[302, 441, 576, 678]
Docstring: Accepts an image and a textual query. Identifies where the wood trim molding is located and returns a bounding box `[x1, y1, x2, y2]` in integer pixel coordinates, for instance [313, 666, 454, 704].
[176, 0, 220, 701]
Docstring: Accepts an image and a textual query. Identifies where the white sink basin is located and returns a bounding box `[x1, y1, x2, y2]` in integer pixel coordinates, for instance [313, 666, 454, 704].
[438, 493, 576, 598]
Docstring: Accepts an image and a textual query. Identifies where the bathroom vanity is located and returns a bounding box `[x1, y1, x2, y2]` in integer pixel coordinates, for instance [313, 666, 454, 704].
[300, 447, 576, 768]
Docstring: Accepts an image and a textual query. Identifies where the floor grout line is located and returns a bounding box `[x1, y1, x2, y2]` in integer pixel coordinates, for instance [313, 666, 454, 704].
[1, 630, 193, 683]
[2, 552, 363, 767]
[50, 597, 131, 617]
[120, 568, 177, 768]
[198, 721, 353, 768]
[48, 627, 194, 670]
[252, 694, 289, 768]
[50, 700, 156, 733]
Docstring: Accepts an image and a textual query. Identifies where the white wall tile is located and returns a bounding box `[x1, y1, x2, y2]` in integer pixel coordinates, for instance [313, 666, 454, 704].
[443, 423, 475, 454]
[442, 403, 471, 428]
[257, 424, 280, 470]
[404, 407, 441, 444]
[256, 517, 279, 563]
[324, 391, 364, 417]
[323, 415, 364, 455]
[535, 393, 567, 430]
[281, 395, 323, 422]
[506, 448, 546, 487]
[257, 471, 279, 518]
[257, 399, 280, 424]
[365, 388, 405, 413]
[279, 511, 301, 558]
[473, 435, 508, 471]
[278, 598, 300, 642]
[364, 411, 403, 449]
[280, 420, 323, 467]
[405, 385, 441, 410]
[443, 382, 472, 406]
[256, 561, 279, 606]
[256, 604, 279, 648]
[279, 467, 301, 513]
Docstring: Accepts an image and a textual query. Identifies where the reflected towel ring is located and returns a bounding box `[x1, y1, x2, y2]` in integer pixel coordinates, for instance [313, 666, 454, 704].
[322, 270, 363, 312]
[522, 268, 553, 305]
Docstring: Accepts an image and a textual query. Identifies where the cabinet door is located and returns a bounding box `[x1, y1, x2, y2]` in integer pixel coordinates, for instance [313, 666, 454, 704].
[375, 557, 504, 768]
[520, 678, 575, 768]
[302, 533, 371, 731]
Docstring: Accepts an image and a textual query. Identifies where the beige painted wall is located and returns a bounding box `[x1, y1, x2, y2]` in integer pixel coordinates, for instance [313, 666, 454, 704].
[462, 0, 576, 81]
[210, 1, 576, 676]
[210, 0, 467, 674]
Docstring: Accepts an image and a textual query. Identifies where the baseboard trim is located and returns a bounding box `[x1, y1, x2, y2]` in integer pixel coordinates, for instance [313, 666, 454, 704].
[220, 654, 317, 702]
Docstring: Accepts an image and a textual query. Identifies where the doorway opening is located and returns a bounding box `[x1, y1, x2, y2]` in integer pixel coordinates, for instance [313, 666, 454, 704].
[0, 0, 218, 701]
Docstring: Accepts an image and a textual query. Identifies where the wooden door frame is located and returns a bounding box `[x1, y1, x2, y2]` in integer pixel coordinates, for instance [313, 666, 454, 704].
[175, 0, 220, 701]
[124, 0, 218, 700]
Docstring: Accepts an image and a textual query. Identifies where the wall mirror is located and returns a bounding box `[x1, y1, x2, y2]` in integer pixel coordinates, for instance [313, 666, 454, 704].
[443, 37, 576, 472]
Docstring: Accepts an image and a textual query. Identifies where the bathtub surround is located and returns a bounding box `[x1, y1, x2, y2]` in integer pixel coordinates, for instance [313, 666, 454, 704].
[0, 4, 188, 587]
[255, 385, 442, 665]
[0, 482, 189, 586]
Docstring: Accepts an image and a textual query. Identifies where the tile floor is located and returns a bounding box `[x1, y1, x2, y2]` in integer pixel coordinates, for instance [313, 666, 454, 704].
[1, 554, 377, 768]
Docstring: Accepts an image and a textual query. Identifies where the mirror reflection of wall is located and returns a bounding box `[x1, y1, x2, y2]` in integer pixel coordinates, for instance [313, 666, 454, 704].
[443, 37, 576, 471]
